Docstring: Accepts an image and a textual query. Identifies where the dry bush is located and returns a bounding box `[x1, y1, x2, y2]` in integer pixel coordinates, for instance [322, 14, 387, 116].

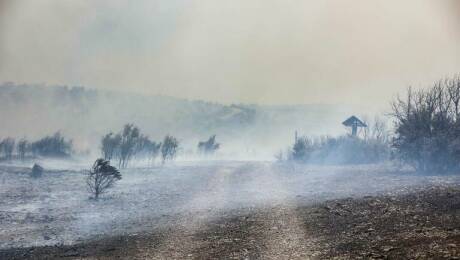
[31, 163, 44, 178]
[391, 76, 460, 173]
[86, 159, 121, 200]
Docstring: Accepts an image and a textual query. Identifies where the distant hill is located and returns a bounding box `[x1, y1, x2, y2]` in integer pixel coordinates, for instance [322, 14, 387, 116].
[0, 83, 353, 158]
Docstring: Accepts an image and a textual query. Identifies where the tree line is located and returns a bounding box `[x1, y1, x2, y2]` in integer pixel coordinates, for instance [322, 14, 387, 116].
[0, 132, 72, 160]
[101, 124, 221, 168]
[101, 124, 179, 168]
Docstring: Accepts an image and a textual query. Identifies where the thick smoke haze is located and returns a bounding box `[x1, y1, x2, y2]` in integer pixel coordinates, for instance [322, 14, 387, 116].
[1, 0, 460, 109]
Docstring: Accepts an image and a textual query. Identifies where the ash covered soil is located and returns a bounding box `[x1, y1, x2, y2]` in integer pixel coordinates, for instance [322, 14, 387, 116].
[1, 161, 460, 259]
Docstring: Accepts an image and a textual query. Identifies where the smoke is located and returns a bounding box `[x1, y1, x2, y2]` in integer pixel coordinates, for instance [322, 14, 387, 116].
[0, 0, 459, 110]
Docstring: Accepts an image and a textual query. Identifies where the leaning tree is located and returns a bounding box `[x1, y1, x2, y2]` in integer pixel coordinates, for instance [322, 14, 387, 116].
[86, 159, 122, 200]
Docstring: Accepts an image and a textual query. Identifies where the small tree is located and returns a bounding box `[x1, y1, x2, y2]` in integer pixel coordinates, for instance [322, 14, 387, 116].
[118, 124, 141, 168]
[86, 159, 121, 200]
[148, 141, 161, 163]
[161, 135, 179, 163]
[198, 135, 220, 155]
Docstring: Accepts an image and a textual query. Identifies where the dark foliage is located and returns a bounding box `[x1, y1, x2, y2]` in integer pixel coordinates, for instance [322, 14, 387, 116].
[290, 116, 390, 165]
[198, 135, 220, 155]
[101, 133, 121, 161]
[117, 124, 141, 168]
[31, 163, 44, 178]
[17, 139, 28, 160]
[136, 136, 161, 164]
[291, 135, 390, 165]
[101, 124, 162, 168]
[0, 138, 15, 160]
[86, 159, 121, 200]
[161, 135, 179, 163]
[30, 132, 72, 157]
[391, 76, 460, 173]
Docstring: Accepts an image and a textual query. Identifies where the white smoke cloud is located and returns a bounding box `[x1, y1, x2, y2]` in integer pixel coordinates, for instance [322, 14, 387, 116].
[0, 0, 459, 110]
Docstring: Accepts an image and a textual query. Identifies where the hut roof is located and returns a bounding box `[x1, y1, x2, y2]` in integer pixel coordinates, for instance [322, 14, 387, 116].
[342, 116, 367, 127]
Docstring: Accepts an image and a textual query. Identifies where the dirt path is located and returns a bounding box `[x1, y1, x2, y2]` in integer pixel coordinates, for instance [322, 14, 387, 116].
[137, 167, 234, 259]
[253, 164, 315, 259]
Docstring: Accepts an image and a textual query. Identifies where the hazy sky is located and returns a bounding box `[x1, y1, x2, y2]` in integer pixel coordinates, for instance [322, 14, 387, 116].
[1, 0, 459, 109]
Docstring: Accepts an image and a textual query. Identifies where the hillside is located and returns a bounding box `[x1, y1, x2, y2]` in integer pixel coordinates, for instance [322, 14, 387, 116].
[0, 83, 351, 158]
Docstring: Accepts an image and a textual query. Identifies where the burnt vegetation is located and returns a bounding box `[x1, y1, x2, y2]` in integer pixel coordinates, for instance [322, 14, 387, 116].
[287, 75, 460, 174]
[392, 76, 460, 173]
[86, 159, 122, 200]
[289, 117, 391, 165]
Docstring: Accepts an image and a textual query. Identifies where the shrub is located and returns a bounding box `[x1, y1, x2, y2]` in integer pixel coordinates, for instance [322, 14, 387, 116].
[391, 76, 460, 173]
[290, 135, 390, 165]
[31, 163, 44, 178]
[198, 135, 220, 155]
[86, 159, 121, 200]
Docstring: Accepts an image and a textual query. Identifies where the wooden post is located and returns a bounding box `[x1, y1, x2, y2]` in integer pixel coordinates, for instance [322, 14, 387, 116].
[352, 123, 357, 136]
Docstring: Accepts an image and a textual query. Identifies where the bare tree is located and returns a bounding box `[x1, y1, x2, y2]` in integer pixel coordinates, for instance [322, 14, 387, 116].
[446, 76, 460, 120]
[86, 159, 121, 200]
[391, 76, 460, 172]
[161, 135, 179, 163]
[371, 116, 389, 143]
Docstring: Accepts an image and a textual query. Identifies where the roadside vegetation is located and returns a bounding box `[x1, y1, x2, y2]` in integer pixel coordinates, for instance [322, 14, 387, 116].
[286, 75, 460, 174]
[287, 116, 391, 165]
[391, 76, 460, 173]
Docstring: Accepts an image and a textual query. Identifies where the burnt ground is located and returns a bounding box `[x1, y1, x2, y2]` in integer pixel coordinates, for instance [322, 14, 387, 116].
[1, 185, 460, 259]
